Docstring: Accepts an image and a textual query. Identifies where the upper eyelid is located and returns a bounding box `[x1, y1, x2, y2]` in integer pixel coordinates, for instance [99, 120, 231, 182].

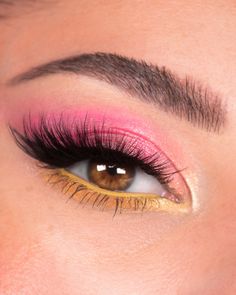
[9, 114, 176, 168]
[9, 114, 181, 187]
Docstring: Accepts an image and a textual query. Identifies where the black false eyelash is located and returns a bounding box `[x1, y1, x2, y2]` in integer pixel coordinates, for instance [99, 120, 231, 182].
[10, 114, 179, 185]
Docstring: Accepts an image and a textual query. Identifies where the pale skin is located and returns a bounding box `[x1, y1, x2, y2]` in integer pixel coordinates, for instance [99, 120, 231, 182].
[0, 1, 236, 294]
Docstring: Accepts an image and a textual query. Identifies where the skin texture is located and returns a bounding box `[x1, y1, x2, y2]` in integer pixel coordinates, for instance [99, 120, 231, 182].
[0, 1, 236, 294]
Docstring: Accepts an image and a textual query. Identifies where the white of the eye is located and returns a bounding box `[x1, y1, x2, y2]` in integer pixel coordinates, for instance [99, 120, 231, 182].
[68, 160, 167, 196]
[69, 160, 90, 179]
[126, 167, 166, 195]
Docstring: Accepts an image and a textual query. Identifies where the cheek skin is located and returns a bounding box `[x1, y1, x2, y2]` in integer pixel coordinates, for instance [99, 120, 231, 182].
[0, 188, 235, 295]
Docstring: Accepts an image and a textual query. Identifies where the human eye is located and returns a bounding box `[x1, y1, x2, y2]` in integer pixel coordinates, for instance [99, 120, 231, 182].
[10, 113, 191, 216]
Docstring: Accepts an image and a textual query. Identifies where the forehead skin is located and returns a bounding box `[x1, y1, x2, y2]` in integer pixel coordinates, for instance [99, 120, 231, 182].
[0, 1, 236, 295]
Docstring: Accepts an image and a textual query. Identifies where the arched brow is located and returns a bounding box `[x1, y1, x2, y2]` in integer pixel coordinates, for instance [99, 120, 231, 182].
[8, 52, 226, 133]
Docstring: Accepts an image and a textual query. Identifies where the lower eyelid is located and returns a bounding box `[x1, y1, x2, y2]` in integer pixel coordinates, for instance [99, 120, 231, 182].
[44, 169, 191, 214]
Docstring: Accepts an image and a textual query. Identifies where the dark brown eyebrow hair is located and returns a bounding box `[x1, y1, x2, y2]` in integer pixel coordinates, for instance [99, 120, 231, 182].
[8, 52, 226, 133]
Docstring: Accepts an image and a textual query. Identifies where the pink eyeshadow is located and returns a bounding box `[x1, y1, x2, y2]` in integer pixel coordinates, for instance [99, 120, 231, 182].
[10, 105, 185, 164]
[27, 110, 166, 157]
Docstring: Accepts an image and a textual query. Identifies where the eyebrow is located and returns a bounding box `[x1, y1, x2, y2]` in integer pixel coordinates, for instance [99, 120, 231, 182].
[8, 52, 226, 132]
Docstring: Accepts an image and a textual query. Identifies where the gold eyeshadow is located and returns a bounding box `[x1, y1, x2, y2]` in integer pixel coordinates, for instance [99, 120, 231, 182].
[45, 169, 191, 215]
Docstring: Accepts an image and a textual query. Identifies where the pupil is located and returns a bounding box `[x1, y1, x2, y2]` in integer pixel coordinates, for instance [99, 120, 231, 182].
[107, 165, 119, 176]
[88, 160, 135, 191]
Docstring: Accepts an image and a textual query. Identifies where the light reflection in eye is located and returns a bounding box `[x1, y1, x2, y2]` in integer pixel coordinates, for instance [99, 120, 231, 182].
[116, 167, 126, 175]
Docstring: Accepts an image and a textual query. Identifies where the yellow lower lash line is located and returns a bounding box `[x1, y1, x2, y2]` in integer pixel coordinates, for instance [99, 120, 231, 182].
[59, 169, 159, 199]
[45, 169, 191, 213]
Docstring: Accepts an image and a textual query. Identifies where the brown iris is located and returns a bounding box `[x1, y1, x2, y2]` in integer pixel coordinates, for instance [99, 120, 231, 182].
[88, 160, 135, 191]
